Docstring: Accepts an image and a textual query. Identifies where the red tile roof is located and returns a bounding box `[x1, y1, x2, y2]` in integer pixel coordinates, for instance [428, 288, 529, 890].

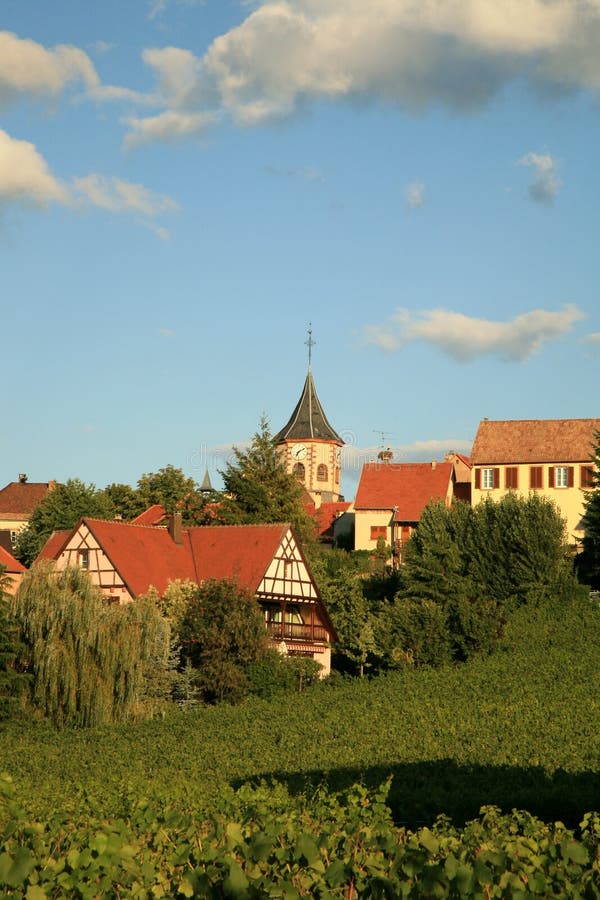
[37, 530, 72, 561]
[471, 418, 600, 465]
[131, 504, 168, 526]
[0, 482, 54, 520]
[38, 519, 293, 599]
[188, 524, 288, 587]
[355, 462, 453, 522]
[305, 501, 352, 537]
[0, 545, 25, 573]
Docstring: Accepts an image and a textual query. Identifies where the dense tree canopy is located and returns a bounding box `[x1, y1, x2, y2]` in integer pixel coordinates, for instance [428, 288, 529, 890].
[15, 479, 115, 566]
[178, 578, 268, 704]
[577, 430, 600, 589]
[0, 566, 27, 719]
[219, 416, 317, 547]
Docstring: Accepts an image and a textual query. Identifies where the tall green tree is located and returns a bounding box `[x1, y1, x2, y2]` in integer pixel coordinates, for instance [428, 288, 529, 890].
[15, 479, 115, 566]
[13, 563, 170, 727]
[136, 465, 199, 514]
[178, 578, 268, 704]
[219, 416, 317, 547]
[578, 430, 600, 589]
[102, 483, 146, 521]
[0, 566, 27, 719]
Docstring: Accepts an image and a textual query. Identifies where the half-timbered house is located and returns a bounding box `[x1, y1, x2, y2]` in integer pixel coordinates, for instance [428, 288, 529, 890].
[38, 515, 336, 673]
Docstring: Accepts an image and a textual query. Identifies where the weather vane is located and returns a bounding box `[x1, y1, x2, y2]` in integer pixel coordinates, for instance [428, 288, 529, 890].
[305, 324, 315, 367]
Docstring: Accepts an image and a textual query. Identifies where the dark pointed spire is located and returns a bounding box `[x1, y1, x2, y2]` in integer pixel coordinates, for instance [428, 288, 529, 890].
[274, 369, 343, 444]
[199, 469, 213, 493]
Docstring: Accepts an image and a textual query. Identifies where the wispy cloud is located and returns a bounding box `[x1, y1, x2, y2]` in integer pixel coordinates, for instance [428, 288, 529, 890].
[148, 0, 206, 21]
[121, 0, 600, 145]
[0, 31, 99, 106]
[159, 327, 176, 338]
[364, 305, 585, 362]
[519, 151, 560, 204]
[0, 129, 177, 237]
[405, 180, 425, 209]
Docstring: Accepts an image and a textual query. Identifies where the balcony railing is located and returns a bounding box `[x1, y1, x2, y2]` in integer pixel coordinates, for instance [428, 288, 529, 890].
[266, 622, 328, 643]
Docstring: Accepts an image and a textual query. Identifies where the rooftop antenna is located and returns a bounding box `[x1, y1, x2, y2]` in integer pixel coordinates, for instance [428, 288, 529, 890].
[305, 323, 315, 368]
[373, 429, 394, 463]
[373, 429, 394, 446]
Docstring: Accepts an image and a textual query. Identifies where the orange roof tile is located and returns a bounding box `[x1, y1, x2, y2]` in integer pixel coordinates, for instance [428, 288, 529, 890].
[355, 462, 453, 522]
[0, 482, 54, 519]
[187, 524, 289, 588]
[471, 418, 600, 465]
[131, 504, 168, 526]
[0, 545, 25, 573]
[37, 530, 72, 561]
[305, 501, 352, 537]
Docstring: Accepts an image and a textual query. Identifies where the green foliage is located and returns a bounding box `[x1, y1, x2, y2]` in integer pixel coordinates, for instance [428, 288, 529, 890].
[101, 482, 146, 520]
[246, 649, 322, 698]
[136, 464, 198, 514]
[219, 416, 317, 547]
[0, 567, 28, 720]
[0, 774, 598, 898]
[12, 563, 170, 726]
[178, 578, 268, 704]
[15, 479, 115, 566]
[578, 428, 600, 589]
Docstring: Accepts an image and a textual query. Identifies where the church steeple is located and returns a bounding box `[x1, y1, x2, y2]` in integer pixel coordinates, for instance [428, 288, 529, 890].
[275, 327, 343, 504]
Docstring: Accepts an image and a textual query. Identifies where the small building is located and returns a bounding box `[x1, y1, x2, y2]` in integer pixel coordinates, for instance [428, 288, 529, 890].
[0, 475, 56, 549]
[37, 515, 336, 674]
[470, 418, 600, 541]
[0, 545, 26, 596]
[353, 454, 470, 560]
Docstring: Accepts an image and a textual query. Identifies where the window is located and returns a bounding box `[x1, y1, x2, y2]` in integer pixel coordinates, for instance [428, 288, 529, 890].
[581, 465, 595, 488]
[370, 525, 387, 541]
[316, 463, 328, 482]
[529, 466, 543, 489]
[9, 530, 18, 547]
[78, 549, 89, 569]
[549, 466, 574, 489]
[292, 462, 305, 480]
[481, 467, 499, 490]
[505, 467, 519, 489]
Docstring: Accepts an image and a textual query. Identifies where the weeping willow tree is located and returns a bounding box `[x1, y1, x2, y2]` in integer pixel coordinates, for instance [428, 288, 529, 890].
[13, 562, 170, 727]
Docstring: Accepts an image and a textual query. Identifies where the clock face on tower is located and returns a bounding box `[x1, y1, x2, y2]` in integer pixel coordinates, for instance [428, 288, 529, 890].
[291, 443, 308, 461]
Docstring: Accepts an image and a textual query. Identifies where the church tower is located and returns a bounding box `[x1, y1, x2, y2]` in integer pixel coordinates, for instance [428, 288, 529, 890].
[274, 328, 344, 504]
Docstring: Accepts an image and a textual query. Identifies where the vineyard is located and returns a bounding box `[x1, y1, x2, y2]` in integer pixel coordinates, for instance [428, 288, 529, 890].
[1, 595, 600, 896]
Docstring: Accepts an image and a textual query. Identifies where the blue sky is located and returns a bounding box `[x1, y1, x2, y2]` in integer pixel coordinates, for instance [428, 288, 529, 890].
[1, 0, 599, 500]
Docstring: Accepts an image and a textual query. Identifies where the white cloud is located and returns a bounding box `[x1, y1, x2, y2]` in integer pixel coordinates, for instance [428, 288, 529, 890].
[405, 180, 425, 208]
[159, 326, 176, 337]
[364, 304, 585, 362]
[72, 174, 179, 216]
[519, 151, 560, 204]
[123, 109, 216, 149]
[0, 129, 177, 236]
[0, 31, 99, 105]
[148, 0, 207, 21]
[582, 331, 600, 346]
[123, 0, 600, 144]
[0, 129, 69, 206]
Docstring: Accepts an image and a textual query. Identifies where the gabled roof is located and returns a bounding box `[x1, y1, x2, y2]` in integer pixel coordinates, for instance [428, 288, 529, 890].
[188, 523, 289, 587]
[274, 370, 342, 444]
[355, 461, 453, 522]
[84, 518, 193, 598]
[0, 545, 25, 573]
[471, 418, 600, 465]
[0, 481, 54, 519]
[131, 504, 168, 526]
[37, 519, 296, 600]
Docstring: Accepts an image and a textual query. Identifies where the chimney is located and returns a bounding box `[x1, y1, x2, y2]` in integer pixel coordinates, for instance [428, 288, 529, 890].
[48, 480, 57, 491]
[169, 511, 183, 545]
[431, 460, 437, 469]
[18, 473, 27, 483]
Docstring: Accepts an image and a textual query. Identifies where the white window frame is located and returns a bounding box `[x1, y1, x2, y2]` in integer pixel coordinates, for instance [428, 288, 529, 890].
[555, 466, 568, 488]
[481, 468, 495, 490]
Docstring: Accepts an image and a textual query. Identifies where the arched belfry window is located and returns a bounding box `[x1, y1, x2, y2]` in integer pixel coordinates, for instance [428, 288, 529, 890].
[293, 462, 306, 480]
[317, 463, 328, 482]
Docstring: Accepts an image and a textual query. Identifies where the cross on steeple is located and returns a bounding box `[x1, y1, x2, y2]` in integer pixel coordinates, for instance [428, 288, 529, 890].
[305, 324, 315, 368]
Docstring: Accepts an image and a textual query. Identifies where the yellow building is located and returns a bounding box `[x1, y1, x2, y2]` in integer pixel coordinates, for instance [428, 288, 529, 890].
[470, 418, 600, 542]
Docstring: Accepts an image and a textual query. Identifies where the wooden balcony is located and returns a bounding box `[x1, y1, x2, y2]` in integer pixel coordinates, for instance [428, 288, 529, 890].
[266, 622, 328, 644]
